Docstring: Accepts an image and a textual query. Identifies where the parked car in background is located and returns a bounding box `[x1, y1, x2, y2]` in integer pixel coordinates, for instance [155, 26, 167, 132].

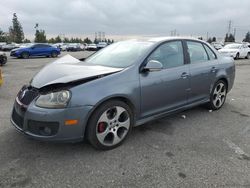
[97, 42, 107, 50]
[11, 37, 235, 150]
[219, 43, 250, 59]
[66, 43, 81, 51]
[0, 68, 3, 86]
[10, 43, 60, 58]
[0, 42, 7, 50]
[19, 43, 33, 48]
[60, 44, 68, 51]
[87, 43, 97, 51]
[211, 42, 223, 50]
[243, 42, 250, 48]
[2, 43, 19, 51]
[0, 52, 7, 66]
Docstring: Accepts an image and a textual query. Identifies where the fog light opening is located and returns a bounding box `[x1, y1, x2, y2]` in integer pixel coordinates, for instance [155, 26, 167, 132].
[39, 126, 52, 136]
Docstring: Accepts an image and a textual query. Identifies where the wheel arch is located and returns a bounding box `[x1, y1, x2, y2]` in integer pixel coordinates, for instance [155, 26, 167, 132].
[83, 95, 136, 138]
[213, 76, 229, 93]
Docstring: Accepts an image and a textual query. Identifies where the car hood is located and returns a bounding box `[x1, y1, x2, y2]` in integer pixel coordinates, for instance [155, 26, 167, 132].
[219, 49, 238, 53]
[31, 54, 123, 89]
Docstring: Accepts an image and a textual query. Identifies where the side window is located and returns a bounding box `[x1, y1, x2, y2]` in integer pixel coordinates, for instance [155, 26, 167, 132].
[187, 41, 208, 63]
[33, 44, 43, 48]
[204, 45, 216, 60]
[148, 41, 184, 69]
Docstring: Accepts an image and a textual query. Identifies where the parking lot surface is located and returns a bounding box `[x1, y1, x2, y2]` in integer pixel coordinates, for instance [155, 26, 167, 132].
[0, 51, 250, 187]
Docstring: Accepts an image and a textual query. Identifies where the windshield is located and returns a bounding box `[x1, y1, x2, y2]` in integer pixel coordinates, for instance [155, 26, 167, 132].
[224, 44, 241, 49]
[84, 41, 153, 68]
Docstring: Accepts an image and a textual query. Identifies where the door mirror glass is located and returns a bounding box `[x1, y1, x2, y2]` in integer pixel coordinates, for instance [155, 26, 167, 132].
[144, 60, 163, 72]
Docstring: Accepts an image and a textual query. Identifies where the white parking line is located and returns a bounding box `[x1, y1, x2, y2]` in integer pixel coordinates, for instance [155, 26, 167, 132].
[223, 139, 250, 160]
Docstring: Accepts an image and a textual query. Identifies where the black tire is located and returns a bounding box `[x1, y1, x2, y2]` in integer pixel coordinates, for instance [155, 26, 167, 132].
[246, 52, 250, 59]
[0, 56, 7, 66]
[206, 80, 227, 110]
[51, 51, 58, 58]
[86, 100, 133, 150]
[21, 52, 29, 59]
[235, 53, 239, 60]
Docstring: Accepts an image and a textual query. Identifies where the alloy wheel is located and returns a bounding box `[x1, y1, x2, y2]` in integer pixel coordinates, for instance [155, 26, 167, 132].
[212, 82, 226, 108]
[96, 106, 130, 146]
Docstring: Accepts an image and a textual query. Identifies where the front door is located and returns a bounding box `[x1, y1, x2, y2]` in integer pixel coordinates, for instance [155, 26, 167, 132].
[139, 40, 189, 118]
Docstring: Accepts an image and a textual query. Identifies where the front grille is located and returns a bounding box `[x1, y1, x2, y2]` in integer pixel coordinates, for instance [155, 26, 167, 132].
[17, 86, 39, 106]
[27, 120, 59, 136]
[12, 109, 24, 129]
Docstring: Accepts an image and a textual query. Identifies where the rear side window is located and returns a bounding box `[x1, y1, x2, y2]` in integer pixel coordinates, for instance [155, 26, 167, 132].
[187, 41, 208, 64]
[204, 45, 216, 60]
[148, 41, 184, 69]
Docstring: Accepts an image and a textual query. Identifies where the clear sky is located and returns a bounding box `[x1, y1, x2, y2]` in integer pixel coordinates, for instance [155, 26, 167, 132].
[1, 0, 250, 41]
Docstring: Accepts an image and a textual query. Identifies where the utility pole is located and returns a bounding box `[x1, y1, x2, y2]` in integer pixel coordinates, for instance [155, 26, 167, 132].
[228, 20, 232, 35]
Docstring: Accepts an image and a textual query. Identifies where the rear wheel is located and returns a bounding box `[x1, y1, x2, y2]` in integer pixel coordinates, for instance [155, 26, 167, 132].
[206, 80, 227, 110]
[0, 56, 7, 66]
[51, 51, 58, 58]
[86, 100, 133, 150]
[235, 53, 240, 60]
[21, 52, 29, 59]
[246, 52, 250, 59]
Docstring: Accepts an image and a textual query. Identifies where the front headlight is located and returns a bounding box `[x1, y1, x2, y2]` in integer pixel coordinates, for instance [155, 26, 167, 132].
[36, 90, 71, 108]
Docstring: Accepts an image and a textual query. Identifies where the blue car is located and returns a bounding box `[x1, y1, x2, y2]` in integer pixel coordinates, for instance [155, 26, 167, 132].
[10, 44, 60, 58]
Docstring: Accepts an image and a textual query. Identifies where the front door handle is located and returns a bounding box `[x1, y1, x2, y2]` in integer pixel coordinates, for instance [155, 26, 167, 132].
[211, 67, 217, 73]
[181, 72, 189, 79]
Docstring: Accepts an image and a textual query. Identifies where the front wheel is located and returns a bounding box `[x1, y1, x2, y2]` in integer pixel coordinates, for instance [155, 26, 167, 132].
[86, 100, 133, 150]
[206, 80, 227, 110]
[51, 51, 58, 58]
[21, 52, 29, 59]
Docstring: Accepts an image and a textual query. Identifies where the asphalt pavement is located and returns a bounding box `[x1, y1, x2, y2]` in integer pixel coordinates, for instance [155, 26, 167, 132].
[0, 51, 250, 188]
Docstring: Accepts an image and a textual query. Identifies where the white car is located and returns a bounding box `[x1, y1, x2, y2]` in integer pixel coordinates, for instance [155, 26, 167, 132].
[211, 42, 223, 50]
[87, 43, 97, 51]
[97, 42, 107, 49]
[219, 43, 250, 59]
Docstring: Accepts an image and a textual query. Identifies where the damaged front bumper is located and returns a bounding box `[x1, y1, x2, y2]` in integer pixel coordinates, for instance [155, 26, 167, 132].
[11, 98, 93, 142]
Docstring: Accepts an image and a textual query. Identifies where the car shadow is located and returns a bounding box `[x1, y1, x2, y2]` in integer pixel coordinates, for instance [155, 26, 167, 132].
[2, 105, 213, 157]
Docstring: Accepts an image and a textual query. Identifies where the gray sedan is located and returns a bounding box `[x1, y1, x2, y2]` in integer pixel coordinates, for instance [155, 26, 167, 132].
[11, 37, 235, 150]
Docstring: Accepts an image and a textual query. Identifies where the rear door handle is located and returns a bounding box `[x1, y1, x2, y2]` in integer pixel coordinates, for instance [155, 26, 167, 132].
[211, 67, 217, 73]
[181, 72, 189, 79]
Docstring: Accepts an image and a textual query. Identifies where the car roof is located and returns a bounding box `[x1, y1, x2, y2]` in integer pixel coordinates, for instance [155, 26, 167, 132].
[148, 36, 200, 42]
[124, 37, 204, 44]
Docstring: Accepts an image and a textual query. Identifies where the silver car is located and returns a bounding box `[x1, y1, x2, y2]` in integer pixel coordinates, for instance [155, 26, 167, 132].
[11, 37, 235, 150]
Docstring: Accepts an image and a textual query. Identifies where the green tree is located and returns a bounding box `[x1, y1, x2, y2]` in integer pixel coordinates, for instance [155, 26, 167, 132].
[34, 29, 47, 43]
[63, 37, 70, 43]
[8, 13, 24, 43]
[23, 38, 31, 43]
[212, 37, 216, 42]
[94, 38, 98, 44]
[0, 28, 7, 42]
[198, 37, 203, 40]
[54, 35, 62, 43]
[207, 37, 212, 43]
[225, 33, 235, 42]
[228, 34, 235, 42]
[83, 37, 92, 44]
[225, 34, 229, 42]
[47, 38, 55, 43]
[243, 32, 250, 42]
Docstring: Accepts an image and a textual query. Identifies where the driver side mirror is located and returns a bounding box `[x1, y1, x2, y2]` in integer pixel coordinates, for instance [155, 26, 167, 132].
[143, 60, 163, 72]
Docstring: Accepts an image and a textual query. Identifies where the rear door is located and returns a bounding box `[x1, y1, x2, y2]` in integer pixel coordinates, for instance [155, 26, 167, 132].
[186, 41, 218, 104]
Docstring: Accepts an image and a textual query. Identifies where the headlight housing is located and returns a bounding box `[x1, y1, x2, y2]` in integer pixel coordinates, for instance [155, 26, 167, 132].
[36, 90, 71, 108]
